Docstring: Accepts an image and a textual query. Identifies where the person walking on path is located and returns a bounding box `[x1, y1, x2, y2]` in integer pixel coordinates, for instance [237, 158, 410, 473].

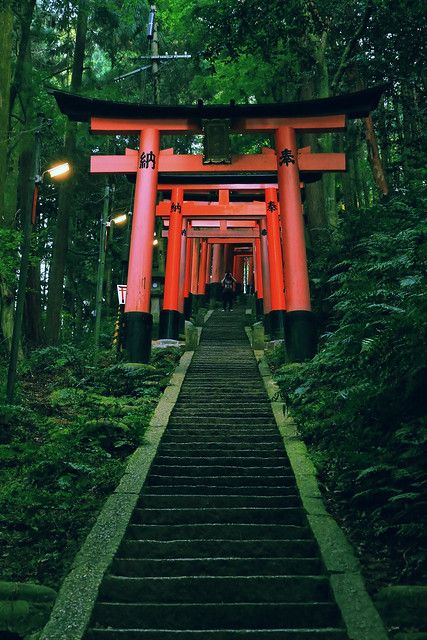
[221, 271, 236, 311]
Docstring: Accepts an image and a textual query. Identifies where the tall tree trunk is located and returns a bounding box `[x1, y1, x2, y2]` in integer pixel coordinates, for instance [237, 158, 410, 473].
[0, 0, 13, 227]
[18, 48, 42, 349]
[0, 1, 14, 350]
[300, 77, 329, 249]
[45, 0, 88, 345]
[315, 42, 337, 228]
[350, 67, 389, 197]
[364, 114, 389, 197]
[339, 136, 358, 211]
[9, 0, 36, 114]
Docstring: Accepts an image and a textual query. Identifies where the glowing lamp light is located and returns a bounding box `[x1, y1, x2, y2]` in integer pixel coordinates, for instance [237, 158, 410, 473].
[111, 213, 127, 225]
[47, 162, 70, 179]
[153, 238, 159, 246]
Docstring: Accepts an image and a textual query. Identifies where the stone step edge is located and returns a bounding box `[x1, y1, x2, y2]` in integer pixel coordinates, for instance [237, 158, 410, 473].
[252, 340, 388, 640]
[39, 349, 196, 640]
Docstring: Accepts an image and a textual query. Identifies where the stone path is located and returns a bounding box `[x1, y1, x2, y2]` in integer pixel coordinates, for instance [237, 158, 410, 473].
[85, 309, 349, 639]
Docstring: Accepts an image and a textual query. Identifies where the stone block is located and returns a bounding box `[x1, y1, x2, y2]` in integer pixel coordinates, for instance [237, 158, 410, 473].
[252, 322, 265, 350]
[185, 321, 198, 351]
[0, 581, 56, 637]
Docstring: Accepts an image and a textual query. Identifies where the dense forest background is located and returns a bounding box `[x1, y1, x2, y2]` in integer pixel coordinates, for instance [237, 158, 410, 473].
[0, 0, 426, 604]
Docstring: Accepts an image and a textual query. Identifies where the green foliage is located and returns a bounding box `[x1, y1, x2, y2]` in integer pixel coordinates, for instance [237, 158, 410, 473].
[0, 345, 182, 588]
[272, 191, 427, 585]
[0, 229, 20, 289]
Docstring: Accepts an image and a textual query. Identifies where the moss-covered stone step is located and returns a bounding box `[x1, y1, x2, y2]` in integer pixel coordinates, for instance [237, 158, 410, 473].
[146, 474, 298, 488]
[157, 443, 285, 453]
[162, 428, 281, 436]
[118, 538, 317, 560]
[111, 557, 323, 578]
[153, 457, 289, 468]
[132, 507, 305, 526]
[157, 447, 286, 457]
[172, 405, 273, 413]
[148, 466, 293, 479]
[177, 392, 269, 400]
[168, 417, 276, 425]
[160, 434, 283, 443]
[138, 494, 300, 509]
[91, 601, 342, 630]
[127, 523, 309, 540]
[156, 446, 286, 456]
[142, 484, 297, 496]
[99, 575, 332, 604]
[86, 630, 348, 640]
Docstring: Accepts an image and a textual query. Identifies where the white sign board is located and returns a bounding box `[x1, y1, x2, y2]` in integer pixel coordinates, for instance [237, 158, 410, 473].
[117, 284, 127, 305]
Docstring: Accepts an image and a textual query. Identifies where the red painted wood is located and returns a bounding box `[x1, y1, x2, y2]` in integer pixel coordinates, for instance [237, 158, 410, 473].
[156, 201, 265, 218]
[190, 239, 199, 295]
[125, 128, 160, 314]
[211, 244, 222, 283]
[260, 218, 271, 314]
[265, 187, 286, 311]
[254, 236, 263, 299]
[276, 126, 311, 311]
[197, 240, 208, 295]
[91, 151, 345, 174]
[205, 244, 212, 285]
[178, 219, 187, 314]
[183, 237, 192, 298]
[163, 187, 184, 312]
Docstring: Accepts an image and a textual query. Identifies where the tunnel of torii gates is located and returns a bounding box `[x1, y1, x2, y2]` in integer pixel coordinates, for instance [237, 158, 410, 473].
[51, 86, 384, 363]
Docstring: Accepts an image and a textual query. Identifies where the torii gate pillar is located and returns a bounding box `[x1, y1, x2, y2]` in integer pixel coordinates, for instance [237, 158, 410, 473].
[159, 187, 183, 339]
[183, 237, 192, 319]
[211, 243, 223, 301]
[265, 187, 286, 338]
[276, 126, 317, 360]
[125, 128, 160, 362]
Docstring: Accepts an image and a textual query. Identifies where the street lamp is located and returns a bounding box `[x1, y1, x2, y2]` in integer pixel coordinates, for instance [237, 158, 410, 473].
[6, 127, 71, 402]
[44, 162, 70, 180]
[109, 213, 127, 226]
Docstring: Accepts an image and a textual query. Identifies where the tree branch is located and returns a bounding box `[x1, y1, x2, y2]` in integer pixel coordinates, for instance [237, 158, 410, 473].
[331, 0, 374, 93]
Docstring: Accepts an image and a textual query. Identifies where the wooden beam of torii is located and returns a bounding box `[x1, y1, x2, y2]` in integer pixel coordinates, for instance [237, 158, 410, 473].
[91, 146, 346, 175]
[156, 200, 266, 219]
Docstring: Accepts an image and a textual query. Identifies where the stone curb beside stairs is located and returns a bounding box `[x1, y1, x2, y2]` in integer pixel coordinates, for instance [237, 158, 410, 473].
[253, 346, 389, 640]
[39, 349, 195, 640]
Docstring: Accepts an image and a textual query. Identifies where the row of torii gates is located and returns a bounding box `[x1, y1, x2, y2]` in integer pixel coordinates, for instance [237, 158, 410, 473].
[52, 86, 383, 363]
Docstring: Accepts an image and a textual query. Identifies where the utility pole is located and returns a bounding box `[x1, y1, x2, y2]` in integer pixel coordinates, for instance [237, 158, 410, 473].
[114, 5, 191, 93]
[149, 5, 159, 104]
[94, 183, 110, 351]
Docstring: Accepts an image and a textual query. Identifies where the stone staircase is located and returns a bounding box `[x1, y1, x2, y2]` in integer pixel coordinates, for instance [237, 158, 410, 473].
[85, 309, 349, 639]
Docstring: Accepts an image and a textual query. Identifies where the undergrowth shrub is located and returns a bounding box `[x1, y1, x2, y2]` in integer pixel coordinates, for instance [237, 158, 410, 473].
[271, 191, 427, 585]
[0, 345, 183, 588]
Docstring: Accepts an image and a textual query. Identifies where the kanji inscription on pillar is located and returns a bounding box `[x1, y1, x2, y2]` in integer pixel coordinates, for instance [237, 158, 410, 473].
[139, 151, 156, 169]
[279, 148, 295, 166]
[267, 201, 278, 212]
[170, 202, 182, 213]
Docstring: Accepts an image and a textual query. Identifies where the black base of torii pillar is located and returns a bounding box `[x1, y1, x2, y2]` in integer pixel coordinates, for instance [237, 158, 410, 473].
[158, 309, 181, 340]
[285, 310, 317, 362]
[125, 312, 153, 363]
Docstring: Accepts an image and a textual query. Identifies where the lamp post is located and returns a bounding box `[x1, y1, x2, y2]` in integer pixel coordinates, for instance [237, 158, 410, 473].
[93, 188, 127, 352]
[6, 133, 70, 402]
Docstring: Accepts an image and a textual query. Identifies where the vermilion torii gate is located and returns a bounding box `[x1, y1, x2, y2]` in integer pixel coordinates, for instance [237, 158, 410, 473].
[51, 86, 384, 362]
